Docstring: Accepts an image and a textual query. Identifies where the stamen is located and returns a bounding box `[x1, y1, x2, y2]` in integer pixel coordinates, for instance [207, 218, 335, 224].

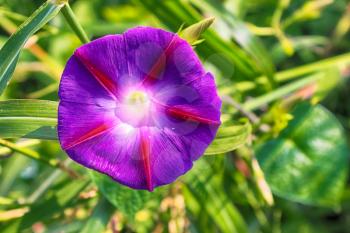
[126, 90, 149, 105]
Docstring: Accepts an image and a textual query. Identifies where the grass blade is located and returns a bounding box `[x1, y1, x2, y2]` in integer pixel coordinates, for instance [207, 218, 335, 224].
[189, 0, 276, 87]
[135, 0, 258, 80]
[1, 178, 89, 232]
[0, 0, 65, 95]
[0, 99, 58, 139]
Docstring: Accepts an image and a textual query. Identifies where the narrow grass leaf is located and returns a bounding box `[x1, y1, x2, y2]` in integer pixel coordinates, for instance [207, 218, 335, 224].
[0, 99, 58, 139]
[189, 0, 275, 85]
[135, 0, 258, 80]
[0, 0, 64, 95]
[0, 178, 89, 232]
[184, 158, 248, 233]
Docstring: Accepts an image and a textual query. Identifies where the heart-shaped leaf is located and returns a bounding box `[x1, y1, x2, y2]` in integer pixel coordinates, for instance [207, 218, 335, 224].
[90, 171, 164, 220]
[256, 103, 349, 206]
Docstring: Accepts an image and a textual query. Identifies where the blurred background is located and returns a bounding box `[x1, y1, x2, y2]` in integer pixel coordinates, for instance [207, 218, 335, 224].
[0, 0, 350, 232]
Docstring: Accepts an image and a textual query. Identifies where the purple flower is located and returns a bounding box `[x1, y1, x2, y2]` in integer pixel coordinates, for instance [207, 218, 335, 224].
[58, 27, 221, 191]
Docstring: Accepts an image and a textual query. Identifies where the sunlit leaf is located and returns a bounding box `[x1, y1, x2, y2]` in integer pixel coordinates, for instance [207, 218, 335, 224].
[0, 155, 29, 196]
[136, 0, 258, 80]
[189, 0, 275, 83]
[0, 0, 64, 95]
[90, 171, 164, 219]
[0, 99, 58, 139]
[256, 103, 349, 206]
[184, 157, 248, 233]
[312, 68, 341, 103]
[80, 197, 114, 233]
[1, 178, 89, 232]
[205, 120, 251, 155]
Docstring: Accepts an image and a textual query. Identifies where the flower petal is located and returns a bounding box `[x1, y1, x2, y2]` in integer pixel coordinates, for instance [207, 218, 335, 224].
[58, 101, 116, 150]
[151, 72, 221, 161]
[146, 127, 193, 187]
[140, 128, 153, 191]
[64, 125, 148, 190]
[153, 72, 221, 126]
[58, 27, 222, 191]
[149, 34, 206, 91]
[72, 35, 130, 98]
[59, 56, 117, 106]
[123, 27, 204, 89]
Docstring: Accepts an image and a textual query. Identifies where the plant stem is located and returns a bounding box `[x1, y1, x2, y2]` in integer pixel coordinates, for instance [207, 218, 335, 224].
[221, 95, 260, 123]
[242, 72, 324, 111]
[27, 159, 72, 203]
[235, 52, 350, 92]
[275, 52, 350, 82]
[234, 167, 270, 231]
[27, 82, 59, 98]
[0, 138, 59, 167]
[0, 139, 40, 157]
[0, 138, 80, 180]
[61, 3, 90, 44]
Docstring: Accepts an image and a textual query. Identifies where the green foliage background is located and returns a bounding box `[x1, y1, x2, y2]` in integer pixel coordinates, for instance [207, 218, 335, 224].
[0, 0, 350, 232]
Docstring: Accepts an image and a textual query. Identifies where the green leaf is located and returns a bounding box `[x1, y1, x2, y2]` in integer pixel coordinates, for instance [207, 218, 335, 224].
[0, 140, 40, 156]
[1, 55, 19, 93]
[179, 17, 215, 45]
[256, 103, 349, 206]
[242, 72, 324, 111]
[0, 155, 29, 196]
[136, 0, 258, 80]
[61, 3, 90, 44]
[0, 0, 64, 95]
[1, 178, 89, 232]
[0, 99, 58, 139]
[90, 171, 164, 220]
[184, 158, 248, 233]
[0, 138, 60, 167]
[80, 197, 115, 233]
[189, 0, 276, 85]
[312, 68, 341, 102]
[205, 120, 251, 155]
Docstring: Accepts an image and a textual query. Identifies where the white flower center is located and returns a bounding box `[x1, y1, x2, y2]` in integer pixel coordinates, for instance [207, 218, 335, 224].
[117, 90, 152, 127]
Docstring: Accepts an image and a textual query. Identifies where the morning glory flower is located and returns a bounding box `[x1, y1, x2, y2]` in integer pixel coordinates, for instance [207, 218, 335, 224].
[58, 27, 221, 191]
